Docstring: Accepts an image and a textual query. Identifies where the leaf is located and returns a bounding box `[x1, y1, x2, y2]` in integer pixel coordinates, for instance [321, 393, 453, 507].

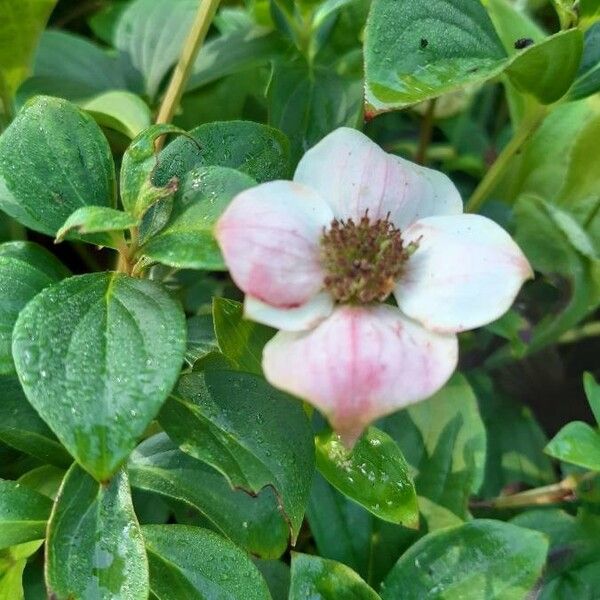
[0, 96, 116, 236]
[0, 0, 56, 96]
[0, 376, 70, 468]
[506, 29, 583, 104]
[143, 525, 271, 600]
[584, 372, 600, 425]
[114, 0, 197, 99]
[55, 206, 138, 247]
[12, 272, 186, 481]
[315, 427, 418, 527]
[254, 560, 290, 600]
[18, 465, 65, 500]
[268, 59, 362, 158]
[289, 553, 380, 600]
[139, 166, 255, 270]
[128, 433, 290, 559]
[212, 298, 275, 375]
[381, 520, 548, 599]
[154, 120, 291, 186]
[0, 540, 43, 600]
[185, 313, 219, 367]
[0, 241, 69, 374]
[0, 480, 51, 550]
[160, 369, 315, 542]
[46, 465, 149, 600]
[188, 29, 288, 90]
[82, 91, 152, 139]
[17, 30, 127, 104]
[380, 374, 486, 519]
[364, 0, 507, 113]
[545, 422, 600, 470]
[569, 22, 600, 99]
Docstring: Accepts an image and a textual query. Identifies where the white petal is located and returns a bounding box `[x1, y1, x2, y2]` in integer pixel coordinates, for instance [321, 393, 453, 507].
[216, 180, 333, 308]
[294, 127, 462, 228]
[244, 293, 334, 332]
[263, 305, 458, 445]
[396, 214, 534, 333]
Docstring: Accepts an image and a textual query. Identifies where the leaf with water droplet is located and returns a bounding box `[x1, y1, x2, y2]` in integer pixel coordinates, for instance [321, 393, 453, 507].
[12, 272, 186, 481]
[143, 524, 271, 599]
[46, 465, 149, 600]
[315, 427, 418, 528]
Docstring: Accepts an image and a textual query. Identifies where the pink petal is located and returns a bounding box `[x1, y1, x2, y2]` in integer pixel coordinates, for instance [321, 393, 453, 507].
[263, 305, 458, 445]
[216, 181, 333, 308]
[396, 214, 534, 333]
[293, 127, 462, 228]
[244, 293, 334, 332]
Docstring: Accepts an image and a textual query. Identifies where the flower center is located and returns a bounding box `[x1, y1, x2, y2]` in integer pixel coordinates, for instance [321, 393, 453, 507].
[320, 211, 416, 304]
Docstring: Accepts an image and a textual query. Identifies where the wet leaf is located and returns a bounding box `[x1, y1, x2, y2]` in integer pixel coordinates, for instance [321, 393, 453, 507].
[12, 272, 186, 481]
[46, 465, 149, 600]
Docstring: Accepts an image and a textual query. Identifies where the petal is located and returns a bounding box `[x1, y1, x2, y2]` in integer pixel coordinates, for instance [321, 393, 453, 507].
[216, 181, 333, 307]
[263, 305, 458, 445]
[244, 292, 334, 332]
[396, 214, 534, 333]
[293, 127, 462, 228]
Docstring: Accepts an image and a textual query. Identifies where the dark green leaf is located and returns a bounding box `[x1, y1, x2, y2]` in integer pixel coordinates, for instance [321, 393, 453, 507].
[0, 376, 70, 468]
[315, 427, 418, 527]
[139, 167, 255, 270]
[12, 272, 186, 481]
[160, 369, 314, 541]
[154, 120, 291, 186]
[254, 560, 290, 600]
[212, 298, 274, 375]
[46, 465, 149, 600]
[584, 372, 600, 425]
[0, 480, 51, 550]
[143, 525, 271, 599]
[570, 21, 600, 99]
[545, 422, 600, 470]
[0, 241, 69, 374]
[185, 313, 219, 367]
[364, 0, 507, 113]
[128, 433, 289, 558]
[380, 374, 486, 519]
[289, 553, 380, 600]
[381, 520, 548, 599]
[0, 96, 116, 236]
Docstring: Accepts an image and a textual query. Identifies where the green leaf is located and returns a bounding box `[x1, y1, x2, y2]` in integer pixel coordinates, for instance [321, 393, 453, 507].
[188, 30, 288, 90]
[160, 369, 314, 542]
[12, 272, 186, 481]
[0, 480, 52, 550]
[128, 433, 289, 558]
[289, 553, 380, 600]
[381, 520, 548, 599]
[139, 166, 255, 270]
[185, 313, 219, 367]
[0, 540, 43, 600]
[584, 372, 600, 425]
[212, 298, 275, 375]
[0, 96, 116, 236]
[0, 376, 70, 468]
[46, 465, 149, 600]
[55, 206, 138, 247]
[114, 0, 197, 99]
[506, 29, 583, 104]
[364, 0, 507, 113]
[581, 0, 600, 19]
[82, 91, 152, 139]
[268, 59, 362, 158]
[381, 374, 486, 519]
[0, 241, 69, 374]
[254, 560, 290, 600]
[545, 421, 600, 470]
[315, 427, 418, 527]
[0, 0, 56, 96]
[18, 465, 65, 500]
[569, 22, 600, 99]
[154, 120, 291, 186]
[143, 525, 271, 600]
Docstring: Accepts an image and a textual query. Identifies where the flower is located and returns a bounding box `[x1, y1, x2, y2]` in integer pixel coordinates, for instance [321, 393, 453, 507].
[216, 128, 532, 445]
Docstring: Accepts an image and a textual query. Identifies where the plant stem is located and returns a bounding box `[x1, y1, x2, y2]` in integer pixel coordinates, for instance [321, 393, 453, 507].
[155, 0, 221, 126]
[559, 321, 600, 344]
[466, 105, 548, 213]
[415, 99, 437, 165]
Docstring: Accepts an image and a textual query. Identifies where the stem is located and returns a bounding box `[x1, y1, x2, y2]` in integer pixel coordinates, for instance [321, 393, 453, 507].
[415, 99, 437, 165]
[559, 321, 600, 344]
[155, 0, 221, 126]
[466, 105, 547, 213]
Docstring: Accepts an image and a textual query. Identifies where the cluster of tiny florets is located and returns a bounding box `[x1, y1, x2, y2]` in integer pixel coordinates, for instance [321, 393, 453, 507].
[320, 211, 417, 304]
